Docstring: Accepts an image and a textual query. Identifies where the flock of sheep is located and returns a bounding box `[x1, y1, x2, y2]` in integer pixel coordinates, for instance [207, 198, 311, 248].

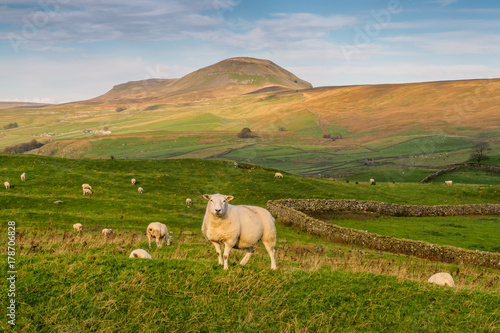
[71, 188, 277, 269]
[4, 171, 456, 283]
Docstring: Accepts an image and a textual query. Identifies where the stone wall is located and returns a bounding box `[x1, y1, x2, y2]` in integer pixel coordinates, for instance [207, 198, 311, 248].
[266, 199, 500, 269]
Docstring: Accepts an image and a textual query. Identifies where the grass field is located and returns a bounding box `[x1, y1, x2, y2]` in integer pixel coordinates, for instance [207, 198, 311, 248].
[1, 154, 499, 332]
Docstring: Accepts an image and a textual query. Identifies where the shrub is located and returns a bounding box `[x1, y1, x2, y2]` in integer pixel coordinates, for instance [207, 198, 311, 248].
[3, 139, 44, 154]
[3, 122, 18, 129]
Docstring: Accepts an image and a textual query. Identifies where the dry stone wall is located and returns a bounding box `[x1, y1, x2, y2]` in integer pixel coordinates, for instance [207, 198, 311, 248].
[267, 199, 500, 269]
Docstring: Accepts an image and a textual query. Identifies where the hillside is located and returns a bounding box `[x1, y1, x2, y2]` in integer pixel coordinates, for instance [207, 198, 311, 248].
[1, 57, 499, 177]
[85, 57, 312, 104]
[0, 154, 498, 332]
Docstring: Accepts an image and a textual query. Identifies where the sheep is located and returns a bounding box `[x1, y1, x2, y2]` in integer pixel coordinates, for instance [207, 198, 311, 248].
[73, 223, 83, 234]
[83, 188, 92, 196]
[138, 187, 144, 194]
[202, 193, 277, 270]
[4, 181, 10, 189]
[370, 178, 375, 185]
[274, 172, 283, 179]
[21, 173, 26, 182]
[129, 249, 152, 259]
[131, 178, 136, 185]
[102, 228, 113, 237]
[82, 184, 92, 190]
[428, 272, 455, 287]
[186, 198, 192, 205]
[146, 222, 171, 249]
[445, 180, 453, 186]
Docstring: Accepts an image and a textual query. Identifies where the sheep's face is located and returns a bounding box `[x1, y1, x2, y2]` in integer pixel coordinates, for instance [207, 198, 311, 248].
[203, 194, 234, 217]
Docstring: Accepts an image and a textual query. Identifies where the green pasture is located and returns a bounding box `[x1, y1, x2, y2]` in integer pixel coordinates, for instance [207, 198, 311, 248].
[313, 213, 500, 253]
[0, 154, 499, 332]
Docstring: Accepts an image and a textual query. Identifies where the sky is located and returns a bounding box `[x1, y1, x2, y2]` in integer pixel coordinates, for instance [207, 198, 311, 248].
[1, 0, 500, 103]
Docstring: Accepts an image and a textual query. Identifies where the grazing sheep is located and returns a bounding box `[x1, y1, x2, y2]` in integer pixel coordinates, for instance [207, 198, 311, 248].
[83, 188, 92, 196]
[102, 228, 113, 237]
[147, 222, 171, 249]
[274, 172, 283, 179]
[129, 249, 152, 259]
[4, 181, 10, 189]
[186, 198, 192, 205]
[21, 173, 26, 181]
[73, 223, 83, 234]
[202, 193, 277, 270]
[138, 187, 144, 194]
[131, 178, 136, 185]
[428, 272, 455, 287]
[370, 178, 375, 185]
[82, 184, 92, 190]
[445, 180, 453, 186]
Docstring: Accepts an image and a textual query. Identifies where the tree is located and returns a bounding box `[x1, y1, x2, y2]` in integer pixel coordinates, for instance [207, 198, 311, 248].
[469, 143, 491, 164]
[237, 128, 256, 138]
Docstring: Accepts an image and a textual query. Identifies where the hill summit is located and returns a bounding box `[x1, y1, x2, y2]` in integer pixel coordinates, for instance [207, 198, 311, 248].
[87, 57, 312, 104]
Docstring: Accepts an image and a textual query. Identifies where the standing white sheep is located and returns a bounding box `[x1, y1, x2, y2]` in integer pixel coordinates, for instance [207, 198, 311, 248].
[129, 249, 152, 259]
[147, 222, 171, 249]
[202, 193, 277, 270]
[83, 188, 92, 196]
[274, 172, 283, 178]
[445, 180, 453, 186]
[4, 181, 10, 189]
[82, 184, 92, 190]
[138, 187, 144, 194]
[186, 198, 192, 205]
[370, 178, 375, 185]
[73, 223, 83, 234]
[428, 272, 455, 287]
[21, 173, 26, 182]
[102, 228, 113, 237]
[131, 178, 136, 185]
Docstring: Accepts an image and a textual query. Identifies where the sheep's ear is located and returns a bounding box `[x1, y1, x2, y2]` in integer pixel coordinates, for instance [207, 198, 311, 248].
[203, 194, 211, 200]
[226, 195, 234, 202]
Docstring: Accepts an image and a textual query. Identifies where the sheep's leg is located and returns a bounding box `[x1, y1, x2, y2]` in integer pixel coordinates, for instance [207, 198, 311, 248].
[263, 242, 277, 270]
[156, 237, 162, 248]
[148, 235, 152, 249]
[222, 244, 232, 270]
[212, 242, 223, 266]
[240, 247, 254, 266]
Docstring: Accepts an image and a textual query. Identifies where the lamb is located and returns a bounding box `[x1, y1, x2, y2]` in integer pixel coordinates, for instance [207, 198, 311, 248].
[146, 222, 171, 249]
[370, 178, 375, 185]
[138, 187, 144, 194]
[129, 249, 152, 259]
[131, 178, 136, 185]
[445, 180, 453, 186]
[4, 181, 10, 189]
[428, 272, 455, 287]
[82, 184, 92, 190]
[102, 228, 113, 237]
[73, 223, 83, 234]
[21, 173, 26, 182]
[202, 193, 277, 270]
[274, 172, 283, 179]
[186, 198, 192, 205]
[83, 188, 92, 196]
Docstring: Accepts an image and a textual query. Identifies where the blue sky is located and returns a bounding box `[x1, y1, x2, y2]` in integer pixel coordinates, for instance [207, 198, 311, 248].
[1, 0, 499, 103]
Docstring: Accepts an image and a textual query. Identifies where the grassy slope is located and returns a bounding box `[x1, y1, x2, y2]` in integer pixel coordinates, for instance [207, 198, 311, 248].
[0, 154, 499, 332]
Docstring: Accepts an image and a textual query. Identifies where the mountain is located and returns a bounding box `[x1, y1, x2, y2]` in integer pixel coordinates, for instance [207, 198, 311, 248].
[85, 57, 312, 104]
